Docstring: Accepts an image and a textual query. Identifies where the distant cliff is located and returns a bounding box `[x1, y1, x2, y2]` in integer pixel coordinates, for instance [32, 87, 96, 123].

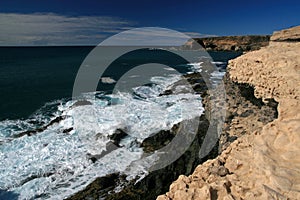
[183, 35, 270, 51]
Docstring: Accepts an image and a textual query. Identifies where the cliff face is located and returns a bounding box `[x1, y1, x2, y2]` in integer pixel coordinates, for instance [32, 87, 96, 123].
[158, 26, 300, 200]
[183, 35, 270, 51]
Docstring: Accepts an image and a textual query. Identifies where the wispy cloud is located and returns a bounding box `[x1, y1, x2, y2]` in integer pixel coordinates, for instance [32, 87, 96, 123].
[183, 32, 218, 38]
[100, 28, 218, 46]
[101, 28, 203, 46]
[0, 13, 136, 46]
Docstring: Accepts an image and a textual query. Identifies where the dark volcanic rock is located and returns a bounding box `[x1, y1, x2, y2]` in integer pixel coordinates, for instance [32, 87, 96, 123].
[14, 116, 66, 138]
[67, 173, 123, 200]
[88, 129, 129, 163]
[108, 128, 128, 147]
[141, 124, 179, 153]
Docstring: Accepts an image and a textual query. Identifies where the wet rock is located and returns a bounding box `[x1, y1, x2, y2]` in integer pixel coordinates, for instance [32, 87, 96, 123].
[63, 127, 73, 133]
[14, 116, 66, 138]
[141, 125, 178, 153]
[72, 100, 92, 108]
[67, 173, 122, 200]
[87, 142, 119, 163]
[108, 128, 128, 147]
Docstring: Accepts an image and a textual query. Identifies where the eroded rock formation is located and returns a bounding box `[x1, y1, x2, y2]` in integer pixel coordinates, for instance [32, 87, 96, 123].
[158, 26, 300, 200]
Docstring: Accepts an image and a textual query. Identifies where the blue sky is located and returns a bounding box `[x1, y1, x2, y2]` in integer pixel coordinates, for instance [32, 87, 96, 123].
[0, 0, 299, 45]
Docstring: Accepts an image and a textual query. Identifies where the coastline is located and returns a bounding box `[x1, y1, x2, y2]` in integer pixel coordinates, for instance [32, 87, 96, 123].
[67, 52, 279, 199]
[184, 35, 270, 52]
[158, 26, 300, 199]
[0, 26, 298, 199]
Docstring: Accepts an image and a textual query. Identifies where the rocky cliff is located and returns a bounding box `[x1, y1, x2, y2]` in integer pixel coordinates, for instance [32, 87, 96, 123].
[158, 26, 300, 200]
[183, 35, 270, 51]
[271, 26, 300, 42]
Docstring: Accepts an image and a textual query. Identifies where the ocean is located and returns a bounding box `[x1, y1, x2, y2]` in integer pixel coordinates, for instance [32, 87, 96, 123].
[0, 46, 241, 199]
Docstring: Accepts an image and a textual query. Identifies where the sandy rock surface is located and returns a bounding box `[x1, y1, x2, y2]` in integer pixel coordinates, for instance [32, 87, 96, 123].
[271, 26, 300, 41]
[157, 26, 300, 200]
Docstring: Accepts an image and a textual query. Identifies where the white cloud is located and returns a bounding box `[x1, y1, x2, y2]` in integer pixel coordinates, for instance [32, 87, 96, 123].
[0, 13, 136, 46]
[184, 32, 218, 38]
[101, 27, 192, 46]
[0, 13, 217, 46]
[100, 28, 218, 46]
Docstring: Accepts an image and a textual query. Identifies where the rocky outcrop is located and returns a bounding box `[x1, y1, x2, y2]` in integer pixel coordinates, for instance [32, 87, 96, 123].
[271, 26, 300, 42]
[158, 26, 300, 200]
[183, 35, 270, 51]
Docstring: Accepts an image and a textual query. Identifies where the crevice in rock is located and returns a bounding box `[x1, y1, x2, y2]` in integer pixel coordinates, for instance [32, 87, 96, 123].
[218, 73, 278, 152]
[272, 38, 300, 42]
[210, 188, 218, 200]
[237, 83, 264, 108]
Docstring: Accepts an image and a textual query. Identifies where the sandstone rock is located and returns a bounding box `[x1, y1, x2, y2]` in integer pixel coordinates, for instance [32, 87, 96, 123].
[158, 25, 300, 200]
[271, 26, 300, 42]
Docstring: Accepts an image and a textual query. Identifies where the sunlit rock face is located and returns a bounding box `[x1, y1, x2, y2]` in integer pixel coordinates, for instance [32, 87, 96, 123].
[158, 25, 300, 200]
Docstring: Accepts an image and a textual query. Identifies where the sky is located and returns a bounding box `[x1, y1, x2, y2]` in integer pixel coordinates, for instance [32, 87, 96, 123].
[0, 0, 299, 45]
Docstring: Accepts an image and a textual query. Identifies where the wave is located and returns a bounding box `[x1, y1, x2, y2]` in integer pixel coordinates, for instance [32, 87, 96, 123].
[100, 77, 117, 84]
[0, 60, 226, 199]
[0, 78, 203, 200]
[211, 61, 226, 65]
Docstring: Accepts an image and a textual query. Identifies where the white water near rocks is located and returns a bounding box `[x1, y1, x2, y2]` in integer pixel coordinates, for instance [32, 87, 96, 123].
[0, 62, 224, 199]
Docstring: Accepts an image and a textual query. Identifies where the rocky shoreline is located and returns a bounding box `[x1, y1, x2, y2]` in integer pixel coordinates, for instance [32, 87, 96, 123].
[67, 63, 278, 199]
[66, 26, 300, 200]
[66, 71, 214, 200]
[158, 26, 300, 200]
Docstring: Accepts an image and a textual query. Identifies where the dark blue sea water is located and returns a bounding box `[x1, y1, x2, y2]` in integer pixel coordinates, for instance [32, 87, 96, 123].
[0, 46, 241, 120]
[0, 47, 92, 120]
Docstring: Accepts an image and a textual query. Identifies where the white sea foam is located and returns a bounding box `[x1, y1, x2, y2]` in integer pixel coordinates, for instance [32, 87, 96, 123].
[187, 62, 203, 73]
[100, 77, 116, 84]
[187, 61, 226, 86]
[0, 75, 203, 199]
[163, 67, 176, 71]
[211, 61, 226, 65]
[0, 59, 228, 199]
[129, 75, 140, 78]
